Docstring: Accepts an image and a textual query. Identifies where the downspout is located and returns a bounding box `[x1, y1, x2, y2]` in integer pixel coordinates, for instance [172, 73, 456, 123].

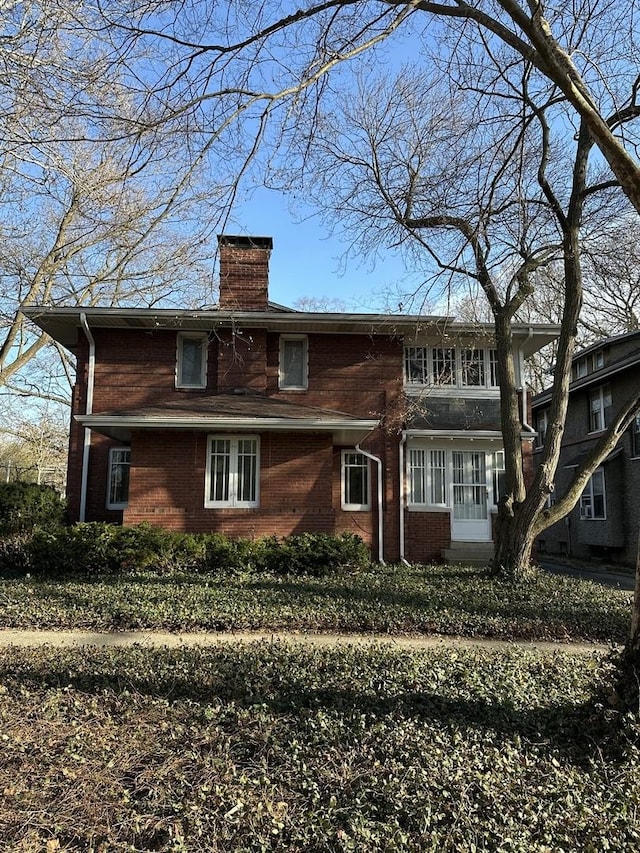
[356, 443, 385, 564]
[399, 431, 410, 565]
[519, 327, 535, 433]
[79, 313, 95, 523]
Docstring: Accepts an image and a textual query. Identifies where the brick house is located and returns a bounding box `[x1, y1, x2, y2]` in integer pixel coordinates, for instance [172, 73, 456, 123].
[532, 331, 640, 567]
[25, 235, 558, 563]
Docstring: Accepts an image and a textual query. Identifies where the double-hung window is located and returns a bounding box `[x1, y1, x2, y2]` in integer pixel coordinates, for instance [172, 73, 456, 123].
[580, 468, 606, 519]
[632, 413, 640, 458]
[589, 384, 612, 432]
[342, 451, 370, 510]
[107, 448, 131, 509]
[176, 333, 207, 388]
[279, 335, 308, 389]
[206, 436, 259, 508]
[535, 409, 549, 448]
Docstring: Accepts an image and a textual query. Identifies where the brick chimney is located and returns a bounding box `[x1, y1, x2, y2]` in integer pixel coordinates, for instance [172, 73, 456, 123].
[218, 235, 273, 311]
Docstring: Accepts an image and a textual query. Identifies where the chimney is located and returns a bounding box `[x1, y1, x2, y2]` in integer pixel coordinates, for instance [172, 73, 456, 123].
[218, 235, 273, 311]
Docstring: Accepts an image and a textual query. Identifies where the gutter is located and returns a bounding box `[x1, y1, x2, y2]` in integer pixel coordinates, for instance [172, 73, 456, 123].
[355, 443, 385, 564]
[79, 313, 95, 523]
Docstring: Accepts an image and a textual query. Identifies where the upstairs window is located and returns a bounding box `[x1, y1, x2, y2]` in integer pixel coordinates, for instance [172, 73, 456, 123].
[177, 333, 207, 388]
[461, 349, 486, 387]
[341, 451, 370, 510]
[107, 448, 130, 509]
[580, 468, 606, 519]
[572, 349, 604, 380]
[589, 384, 612, 432]
[632, 413, 640, 458]
[404, 346, 499, 389]
[279, 335, 308, 390]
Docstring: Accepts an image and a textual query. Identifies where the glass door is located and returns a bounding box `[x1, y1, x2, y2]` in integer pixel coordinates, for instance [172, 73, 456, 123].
[451, 451, 491, 541]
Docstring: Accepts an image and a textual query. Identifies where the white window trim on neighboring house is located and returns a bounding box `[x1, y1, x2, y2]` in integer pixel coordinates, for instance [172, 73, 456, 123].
[403, 345, 499, 392]
[279, 334, 309, 390]
[535, 409, 549, 448]
[579, 468, 606, 520]
[107, 447, 131, 510]
[631, 413, 640, 459]
[341, 450, 370, 511]
[176, 332, 208, 389]
[205, 435, 260, 508]
[589, 383, 612, 433]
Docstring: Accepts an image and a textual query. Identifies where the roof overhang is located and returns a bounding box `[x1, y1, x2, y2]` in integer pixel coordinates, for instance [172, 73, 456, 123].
[22, 307, 560, 355]
[76, 414, 378, 444]
[404, 429, 534, 442]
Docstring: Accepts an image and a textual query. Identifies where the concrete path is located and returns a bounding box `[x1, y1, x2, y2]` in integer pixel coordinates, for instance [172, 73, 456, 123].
[0, 628, 612, 655]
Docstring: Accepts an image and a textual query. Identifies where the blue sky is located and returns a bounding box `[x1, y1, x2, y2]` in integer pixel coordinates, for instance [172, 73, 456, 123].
[230, 189, 423, 313]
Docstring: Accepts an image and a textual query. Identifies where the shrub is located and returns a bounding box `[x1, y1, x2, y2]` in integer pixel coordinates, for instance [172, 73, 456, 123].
[26, 523, 370, 578]
[0, 533, 33, 577]
[0, 481, 66, 535]
[260, 531, 370, 576]
[30, 523, 123, 577]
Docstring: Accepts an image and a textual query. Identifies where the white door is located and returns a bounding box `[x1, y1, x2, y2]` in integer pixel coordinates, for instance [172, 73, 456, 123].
[451, 451, 491, 541]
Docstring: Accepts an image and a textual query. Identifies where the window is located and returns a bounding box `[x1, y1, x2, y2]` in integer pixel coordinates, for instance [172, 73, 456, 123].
[535, 409, 549, 448]
[107, 448, 130, 509]
[408, 448, 426, 504]
[407, 448, 447, 506]
[279, 335, 308, 389]
[572, 350, 605, 380]
[432, 348, 455, 385]
[580, 468, 606, 519]
[490, 450, 506, 506]
[632, 413, 640, 458]
[205, 436, 259, 508]
[342, 451, 370, 510]
[489, 349, 499, 387]
[403, 346, 499, 388]
[589, 384, 612, 432]
[461, 349, 485, 387]
[404, 347, 429, 385]
[177, 333, 207, 388]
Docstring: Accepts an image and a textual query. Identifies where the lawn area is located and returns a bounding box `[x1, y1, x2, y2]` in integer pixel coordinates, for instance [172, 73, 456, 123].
[0, 563, 632, 643]
[0, 641, 638, 851]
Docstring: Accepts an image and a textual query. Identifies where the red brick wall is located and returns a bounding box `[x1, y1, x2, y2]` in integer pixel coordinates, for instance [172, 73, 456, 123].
[122, 430, 345, 540]
[405, 511, 451, 563]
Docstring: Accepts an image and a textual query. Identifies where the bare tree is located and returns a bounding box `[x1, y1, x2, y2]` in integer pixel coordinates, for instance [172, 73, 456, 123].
[0, 1, 231, 411]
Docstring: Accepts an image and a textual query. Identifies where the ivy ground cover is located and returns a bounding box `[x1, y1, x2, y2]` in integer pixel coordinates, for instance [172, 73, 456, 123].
[0, 642, 638, 852]
[0, 564, 631, 643]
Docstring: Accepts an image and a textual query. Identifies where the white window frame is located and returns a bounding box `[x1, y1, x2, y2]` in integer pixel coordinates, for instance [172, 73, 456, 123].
[279, 335, 309, 390]
[107, 447, 131, 510]
[341, 450, 370, 511]
[176, 332, 208, 389]
[632, 413, 640, 459]
[205, 435, 260, 508]
[579, 468, 606, 520]
[490, 450, 506, 507]
[589, 384, 612, 433]
[535, 409, 549, 448]
[403, 346, 499, 390]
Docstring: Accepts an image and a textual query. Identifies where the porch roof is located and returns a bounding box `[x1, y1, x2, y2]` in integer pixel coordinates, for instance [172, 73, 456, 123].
[76, 391, 379, 444]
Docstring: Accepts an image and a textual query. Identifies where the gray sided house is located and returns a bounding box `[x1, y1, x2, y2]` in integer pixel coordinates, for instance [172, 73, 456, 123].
[531, 331, 640, 567]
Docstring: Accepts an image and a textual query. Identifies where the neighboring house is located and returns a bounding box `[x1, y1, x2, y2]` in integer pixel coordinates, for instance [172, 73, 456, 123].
[24, 235, 557, 563]
[532, 331, 640, 567]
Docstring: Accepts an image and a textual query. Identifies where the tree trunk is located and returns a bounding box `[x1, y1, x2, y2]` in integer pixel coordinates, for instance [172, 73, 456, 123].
[493, 504, 537, 581]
